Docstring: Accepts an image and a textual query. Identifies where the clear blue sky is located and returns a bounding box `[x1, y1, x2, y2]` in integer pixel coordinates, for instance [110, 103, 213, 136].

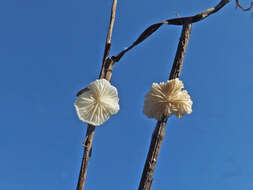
[0, 0, 252, 189]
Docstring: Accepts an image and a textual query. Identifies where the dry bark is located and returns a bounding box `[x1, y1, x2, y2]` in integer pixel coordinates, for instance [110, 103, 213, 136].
[75, 1, 117, 190]
[138, 24, 192, 190]
[75, 1, 233, 189]
[76, 125, 95, 190]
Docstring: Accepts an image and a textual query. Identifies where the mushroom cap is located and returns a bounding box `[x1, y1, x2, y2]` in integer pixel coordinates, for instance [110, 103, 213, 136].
[143, 78, 192, 120]
[74, 79, 120, 126]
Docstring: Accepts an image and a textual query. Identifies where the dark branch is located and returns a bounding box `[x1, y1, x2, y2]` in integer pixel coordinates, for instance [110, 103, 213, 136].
[75, 1, 118, 190]
[138, 24, 192, 190]
[138, 118, 168, 190]
[76, 125, 95, 190]
[111, 0, 231, 63]
[169, 25, 192, 79]
[99, 0, 118, 79]
[236, 0, 253, 11]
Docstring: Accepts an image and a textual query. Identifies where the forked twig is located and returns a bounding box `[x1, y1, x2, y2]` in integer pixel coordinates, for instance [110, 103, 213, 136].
[76, 0, 233, 189]
[111, 0, 231, 63]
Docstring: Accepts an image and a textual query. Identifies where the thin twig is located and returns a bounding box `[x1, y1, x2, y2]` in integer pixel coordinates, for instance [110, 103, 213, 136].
[236, 0, 253, 11]
[75, 1, 118, 190]
[75, 1, 231, 189]
[138, 118, 168, 190]
[99, 0, 118, 79]
[76, 125, 95, 190]
[138, 24, 192, 190]
[111, 0, 231, 63]
[169, 24, 192, 80]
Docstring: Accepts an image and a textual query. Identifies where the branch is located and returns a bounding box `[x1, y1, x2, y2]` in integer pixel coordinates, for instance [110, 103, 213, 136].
[76, 1, 118, 190]
[111, 0, 231, 63]
[99, 0, 118, 79]
[138, 24, 192, 190]
[236, 0, 253, 11]
[138, 118, 168, 190]
[169, 24, 192, 79]
[76, 125, 95, 190]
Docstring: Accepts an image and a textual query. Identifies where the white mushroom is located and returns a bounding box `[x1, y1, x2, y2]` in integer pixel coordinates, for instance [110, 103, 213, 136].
[74, 79, 120, 126]
[143, 78, 192, 120]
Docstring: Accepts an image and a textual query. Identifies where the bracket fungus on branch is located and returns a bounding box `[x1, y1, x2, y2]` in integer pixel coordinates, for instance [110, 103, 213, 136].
[74, 79, 120, 126]
[143, 78, 192, 120]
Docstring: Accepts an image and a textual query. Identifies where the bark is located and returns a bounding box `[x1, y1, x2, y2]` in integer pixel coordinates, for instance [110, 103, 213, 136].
[75, 1, 118, 190]
[76, 125, 95, 190]
[138, 24, 192, 190]
[75, 1, 233, 189]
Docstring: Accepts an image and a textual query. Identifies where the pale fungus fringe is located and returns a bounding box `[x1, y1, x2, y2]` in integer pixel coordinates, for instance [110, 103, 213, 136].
[74, 79, 120, 126]
[143, 78, 192, 120]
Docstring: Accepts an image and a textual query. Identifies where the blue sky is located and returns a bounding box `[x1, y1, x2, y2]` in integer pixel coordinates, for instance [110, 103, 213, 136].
[0, 0, 253, 189]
